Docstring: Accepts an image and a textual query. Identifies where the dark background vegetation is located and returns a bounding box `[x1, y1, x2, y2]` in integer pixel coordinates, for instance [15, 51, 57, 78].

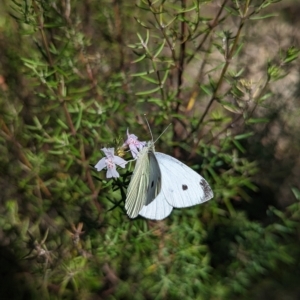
[1, 0, 300, 299]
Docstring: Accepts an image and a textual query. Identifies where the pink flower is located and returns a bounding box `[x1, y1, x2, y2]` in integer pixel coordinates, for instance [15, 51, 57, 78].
[94, 148, 127, 178]
[123, 129, 146, 158]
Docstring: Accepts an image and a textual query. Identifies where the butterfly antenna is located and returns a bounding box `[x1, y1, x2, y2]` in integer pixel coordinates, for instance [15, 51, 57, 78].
[144, 115, 171, 143]
[154, 123, 172, 143]
[144, 115, 154, 141]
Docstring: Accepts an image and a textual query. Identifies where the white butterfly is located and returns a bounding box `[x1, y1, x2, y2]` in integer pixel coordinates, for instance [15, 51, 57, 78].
[125, 141, 213, 220]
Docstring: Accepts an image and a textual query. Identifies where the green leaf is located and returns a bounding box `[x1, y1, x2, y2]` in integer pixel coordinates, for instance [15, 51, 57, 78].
[161, 69, 170, 85]
[135, 4, 152, 11]
[75, 105, 83, 130]
[153, 39, 166, 58]
[232, 42, 244, 58]
[56, 118, 69, 130]
[128, 44, 144, 49]
[220, 101, 242, 114]
[167, 17, 180, 29]
[232, 139, 245, 153]
[224, 5, 240, 16]
[250, 13, 278, 20]
[131, 69, 155, 77]
[48, 150, 64, 155]
[131, 54, 147, 63]
[234, 132, 254, 140]
[21, 57, 47, 67]
[135, 86, 161, 95]
[246, 118, 269, 124]
[140, 75, 159, 84]
[205, 62, 226, 74]
[145, 98, 163, 106]
[283, 46, 300, 64]
[258, 92, 272, 102]
[134, 17, 151, 29]
[291, 187, 300, 201]
[213, 42, 224, 55]
[200, 85, 212, 96]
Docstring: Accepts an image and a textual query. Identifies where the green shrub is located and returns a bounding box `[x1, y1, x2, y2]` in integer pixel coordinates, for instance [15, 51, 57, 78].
[0, 0, 299, 299]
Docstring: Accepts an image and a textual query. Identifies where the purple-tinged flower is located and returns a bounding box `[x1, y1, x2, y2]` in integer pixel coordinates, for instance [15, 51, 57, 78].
[95, 148, 127, 178]
[123, 129, 146, 158]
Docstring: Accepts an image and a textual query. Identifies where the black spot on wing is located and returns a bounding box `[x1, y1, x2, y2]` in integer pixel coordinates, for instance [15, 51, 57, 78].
[182, 184, 188, 191]
[200, 179, 213, 199]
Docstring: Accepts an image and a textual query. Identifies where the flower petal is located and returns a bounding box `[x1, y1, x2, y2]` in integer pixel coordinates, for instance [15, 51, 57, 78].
[106, 165, 120, 178]
[101, 147, 115, 157]
[129, 144, 139, 158]
[94, 158, 106, 171]
[113, 156, 128, 168]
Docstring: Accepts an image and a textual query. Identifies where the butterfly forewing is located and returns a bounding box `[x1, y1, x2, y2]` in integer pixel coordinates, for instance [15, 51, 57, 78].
[125, 147, 150, 218]
[155, 153, 213, 208]
[125, 142, 162, 218]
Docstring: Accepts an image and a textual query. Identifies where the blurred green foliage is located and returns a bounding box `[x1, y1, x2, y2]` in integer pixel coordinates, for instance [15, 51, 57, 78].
[0, 0, 300, 299]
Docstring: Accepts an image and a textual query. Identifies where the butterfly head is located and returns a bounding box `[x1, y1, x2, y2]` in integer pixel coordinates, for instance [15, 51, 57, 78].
[146, 140, 155, 152]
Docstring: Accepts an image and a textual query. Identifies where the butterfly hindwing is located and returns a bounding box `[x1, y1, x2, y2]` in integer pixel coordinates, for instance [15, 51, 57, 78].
[138, 151, 174, 220]
[138, 191, 173, 220]
[145, 152, 162, 205]
[154, 152, 213, 208]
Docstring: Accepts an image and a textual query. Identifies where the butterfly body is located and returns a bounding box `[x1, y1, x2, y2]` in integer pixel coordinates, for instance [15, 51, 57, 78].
[125, 142, 213, 220]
